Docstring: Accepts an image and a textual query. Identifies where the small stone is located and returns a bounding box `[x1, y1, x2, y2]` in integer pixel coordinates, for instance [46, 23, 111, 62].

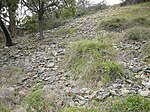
[126, 79, 134, 84]
[47, 62, 55, 68]
[139, 89, 150, 97]
[132, 67, 142, 73]
[19, 90, 26, 97]
[113, 84, 123, 89]
[121, 88, 130, 94]
[51, 50, 58, 56]
[89, 91, 97, 100]
[12, 107, 27, 112]
[77, 95, 87, 101]
[142, 81, 150, 89]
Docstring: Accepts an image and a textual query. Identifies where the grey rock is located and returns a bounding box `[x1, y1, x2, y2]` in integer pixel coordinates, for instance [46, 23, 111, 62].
[51, 50, 58, 56]
[142, 80, 150, 89]
[132, 66, 142, 73]
[97, 92, 110, 101]
[139, 89, 150, 97]
[12, 107, 27, 112]
[47, 62, 55, 68]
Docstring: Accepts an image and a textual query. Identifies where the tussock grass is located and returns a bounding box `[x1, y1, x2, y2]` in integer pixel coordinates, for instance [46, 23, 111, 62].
[143, 40, 150, 63]
[111, 95, 150, 112]
[0, 66, 23, 87]
[24, 89, 51, 112]
[62, 107, 98, 112]
[125, 27, 150, 41]
[97, 2, 150, 32]
[95, 95, 150, 112]
[65, 37, 123, 86]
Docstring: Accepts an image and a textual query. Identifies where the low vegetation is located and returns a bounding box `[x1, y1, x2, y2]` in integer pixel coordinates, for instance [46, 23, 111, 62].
[144, 40, 150, 63]
[24, 89, 51, 112]
[125, 27, 150, 41]
[65, 37, 123, 86]
[97, 2, 150, 32]
[99, 17, 127, 32]
[111, 95, 150, 112]
[0, 66, 23, 87]
[53, 27, 77, 37]
[62, 107, 98, 112]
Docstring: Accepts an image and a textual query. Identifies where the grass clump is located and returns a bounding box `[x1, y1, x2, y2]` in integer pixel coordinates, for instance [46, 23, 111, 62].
[125, 27, 150, 41]
[65, 38, 123, 86]
[53, 27, 77, 36]
[0, 66, 23, 87]
[133, 16, 150, 26]
[0, 104, 10, 112]
[143, 41, 150, 63]
[112, 95, 150, 112]
[24, 89, 50, 112]
[98, 17, 127, 32]
[62, 107, 98, 112]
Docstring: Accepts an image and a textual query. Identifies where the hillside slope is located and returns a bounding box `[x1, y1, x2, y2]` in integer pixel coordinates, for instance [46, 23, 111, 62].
[0, 2, 150, 112]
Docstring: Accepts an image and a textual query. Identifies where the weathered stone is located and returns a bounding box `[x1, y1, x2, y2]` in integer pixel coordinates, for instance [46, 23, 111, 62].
[139, 89, 150, 97]
[47, 62, 55, 68]
[142, 81, 150, 89]
[12, 107, 27, 112]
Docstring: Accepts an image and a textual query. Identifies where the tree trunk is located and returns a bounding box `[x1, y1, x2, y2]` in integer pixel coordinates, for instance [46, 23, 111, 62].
[9, 9, 16, 38]
[38, 18, 44, 39]
[0, 17, 13, 46]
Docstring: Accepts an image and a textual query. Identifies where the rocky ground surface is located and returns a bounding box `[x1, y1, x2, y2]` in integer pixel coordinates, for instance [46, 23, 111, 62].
[0, 10, 150, 111]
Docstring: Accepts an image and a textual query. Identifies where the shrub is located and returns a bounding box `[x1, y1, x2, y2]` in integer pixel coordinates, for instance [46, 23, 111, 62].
[22, 16, 38, 33]
[112, 95, 150, 112]
[125, 27, 150, 41]
[99, 17, 127, 32]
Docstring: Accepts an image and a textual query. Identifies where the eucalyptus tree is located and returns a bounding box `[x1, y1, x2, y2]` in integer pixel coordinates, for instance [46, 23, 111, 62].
[22, 0, 76, 39]
[0, 0, 13, 46]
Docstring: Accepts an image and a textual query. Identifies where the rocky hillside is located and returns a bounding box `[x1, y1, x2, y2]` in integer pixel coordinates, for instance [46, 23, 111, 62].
[0, 2, 150, 112]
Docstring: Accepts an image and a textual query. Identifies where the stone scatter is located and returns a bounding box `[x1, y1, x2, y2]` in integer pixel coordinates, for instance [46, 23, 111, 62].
[0, 10, 150, 110]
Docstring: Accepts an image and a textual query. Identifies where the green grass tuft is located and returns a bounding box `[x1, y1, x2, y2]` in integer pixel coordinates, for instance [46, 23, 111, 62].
[99, 17, 127, 32]
[65, 38, 123, 86]
[24, 89, 50, 112]
[53, 27, 77, 36]
[125, 27, 150, 41]
[112, 95, 150, 112]
[62, 107, 98, 112]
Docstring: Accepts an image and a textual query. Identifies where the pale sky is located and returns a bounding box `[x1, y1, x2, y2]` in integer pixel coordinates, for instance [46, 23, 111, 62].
[90, 0, 122, 5]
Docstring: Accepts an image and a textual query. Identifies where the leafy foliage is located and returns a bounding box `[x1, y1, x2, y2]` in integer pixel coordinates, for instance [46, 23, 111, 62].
[23, 16, 38, 33]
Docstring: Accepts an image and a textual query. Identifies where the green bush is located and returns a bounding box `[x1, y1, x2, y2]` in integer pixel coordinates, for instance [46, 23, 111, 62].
[125, 27, 150, 41]
[23, 16, 38, 33]
[112, 95, 150, 112]
[99, 17, 127, 31]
